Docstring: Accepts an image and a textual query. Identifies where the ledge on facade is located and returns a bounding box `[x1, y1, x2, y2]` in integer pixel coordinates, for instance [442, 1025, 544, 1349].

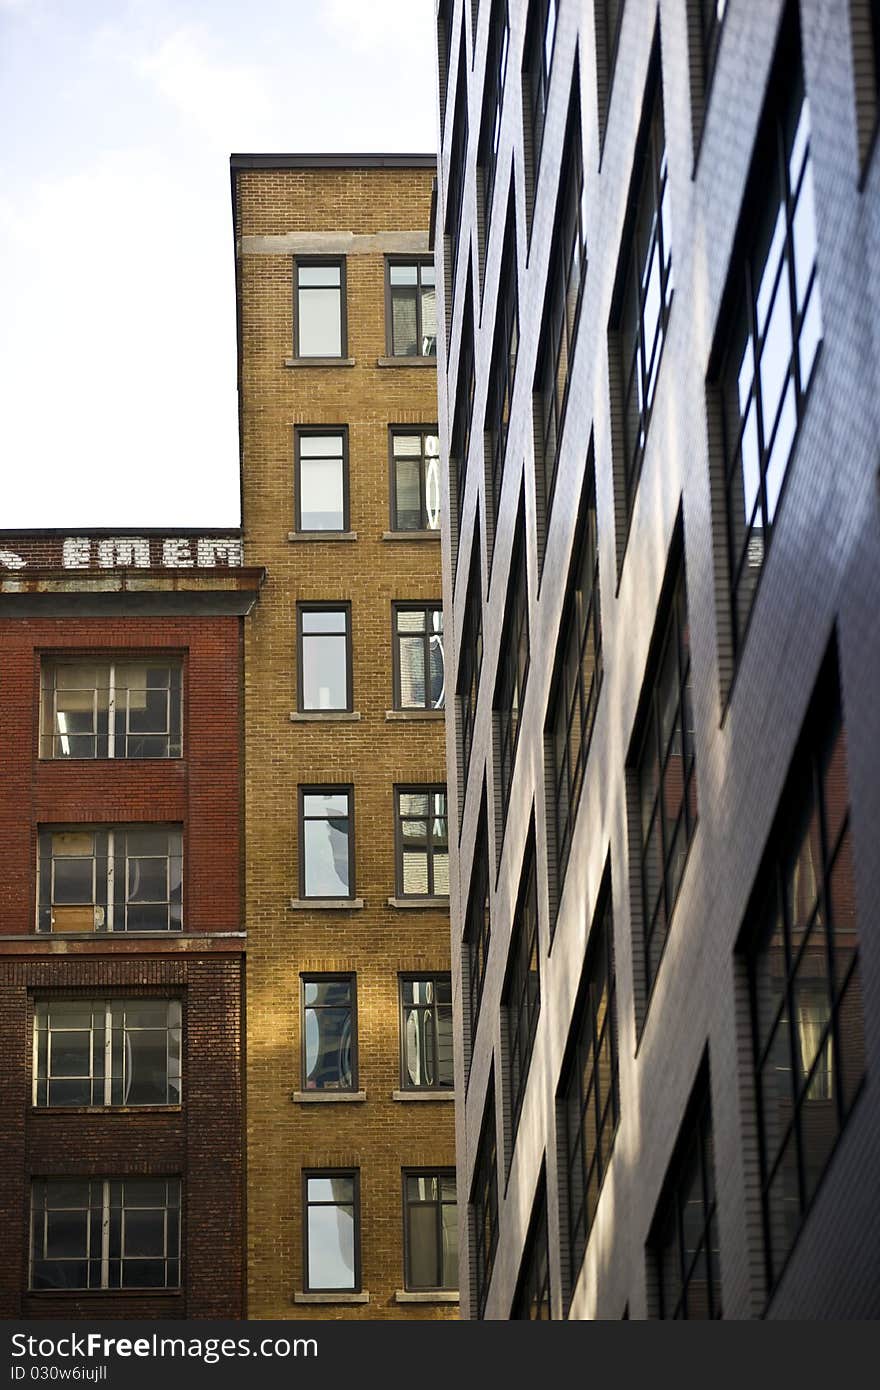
[30, 1104, 183, 1116]
[391, 1090, 455, 1103]
[386, 895, 448, 910]
[290, 711, 362, 723]
[376, 356, 436, 369]
[289, 897, 364, 911]
[381, 530, 441, 542]
[384, 709, 445, 722]
[287, 531, 358, 543]
[284, 356, 356, 368]
[291, 1090, 367, 1104]
[394, 1290, 459, 1304]
[294, 1291, 369, 1305]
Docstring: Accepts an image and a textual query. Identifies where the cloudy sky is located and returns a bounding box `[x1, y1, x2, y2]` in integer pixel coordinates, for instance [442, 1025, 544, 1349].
[0, 0, 437, 528]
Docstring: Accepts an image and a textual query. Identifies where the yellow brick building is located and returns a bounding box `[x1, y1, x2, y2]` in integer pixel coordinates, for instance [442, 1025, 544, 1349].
[231, 155, 456, 1319]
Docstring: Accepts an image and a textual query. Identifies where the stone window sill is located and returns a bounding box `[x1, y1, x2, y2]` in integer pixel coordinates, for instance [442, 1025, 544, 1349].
[290, 711, 362, 723]
[382, 531, 441, 542]
[395, 1290, 459, 1304]
[386, 896, 448, 910]
[288, 531, 358, 543]
[391, 1090, 455, 1103]
[385, 709, 445, 722]
[30, 1105, 182, 1116]
[376, 356, 436, 369]
[284, 357, 355, 368]
[291, 1090, 367, 1104]
[289, 898, 364, 911]
[294, 1291, 369, 1305]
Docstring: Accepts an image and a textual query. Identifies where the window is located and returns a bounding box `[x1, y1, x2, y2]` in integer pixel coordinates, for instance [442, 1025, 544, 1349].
[477, 0, 510, 244]
[494, 503, 529, 816]
[403, 1171, 458, 1291]
[294, 429, 348, 532]
[471, 1078, 498, 1316]
[610, 36, 672, 545]
[502, 836, 540, 1141]
[33, 1000, 182, 1107]
[485, 195, 519, 526]
[301, 975, 356, 1092]
[392, 604, 445, 710]
[545, 454, 602, 900]
[390, 428, 441, 532]
[299, 788, 354, 899]
[445, 43, 469, 294]
[295, 258, 346, 358]
[387, 260, 437, 357]
[649, 1066, 721, 1318]
[400, 975, 454, 1090]
[631, 548, 696, 1002]
[450, 273, 476, 540]
[457, 542, 483, 778]
[30, 1178, 180, 1290]
[511, 1173, 551, 1318]
[465, 803, 491, 1055]
[303, 1172, 360, 1292]
[558, 877, 618, 1285]
[522, 0, 557, 214]
[438, 0, 456, 128]
[742, 649, 863, 1296]
[40, 658, 182, 760]
[533, 70, 587, 527]
[297, 605, 352, 712]
[595, 0, 625, 152]
[715, 24, 821, 660]
[37, 827, 183, 934]
[395, 787, 449, 897]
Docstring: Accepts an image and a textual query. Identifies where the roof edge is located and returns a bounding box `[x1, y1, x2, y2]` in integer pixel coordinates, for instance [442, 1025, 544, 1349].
[230, 152, 437, 170]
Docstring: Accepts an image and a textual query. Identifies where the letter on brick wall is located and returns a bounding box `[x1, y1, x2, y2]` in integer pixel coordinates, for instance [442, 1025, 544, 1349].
[62, 538, 91, 568]
[97, 538, 151, 569]
[196, 538, 243, 568]
[162, 539, 195, 567]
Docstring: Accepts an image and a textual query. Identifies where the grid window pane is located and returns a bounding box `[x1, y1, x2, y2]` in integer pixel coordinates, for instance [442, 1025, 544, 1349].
[31, 1178, 180, 1290]
[394, 606, 444, 710]
[388, 261, 437, 357]
[471, 1085, 498, 1316]
[39, 828, 183, 934]
[41, 659, 182, 760]
[391, 430, 441, 531]
[651, 1081, 721, 1319]
[503, 843, 540, 1140]
[400, 973, 453, 1089]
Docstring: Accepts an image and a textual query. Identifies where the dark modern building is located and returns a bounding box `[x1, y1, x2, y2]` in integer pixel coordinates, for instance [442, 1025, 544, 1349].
[434, 0, 880, 1318]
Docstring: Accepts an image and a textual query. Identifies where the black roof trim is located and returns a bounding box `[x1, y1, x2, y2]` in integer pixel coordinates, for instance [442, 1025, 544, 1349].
[230, 153, 436, 170]
[0, 527, 242, 539]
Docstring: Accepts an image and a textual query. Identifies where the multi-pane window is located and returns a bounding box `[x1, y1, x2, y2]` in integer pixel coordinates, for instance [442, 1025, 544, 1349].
[545, 457, 602, 895]
[387, 260, 437, 357]
[649, 1073, 721, 1318]
[465, 806, 491, 1051]
[485, 202, 519, 524]
[511, 1175, 551, 1318]
[403, 1171, 458, 1291]
[632, 553, 696, 1000]
[295, 259, 346, 357]
[40, 659, 182, 760]
[392, 604, 445, 710]
[471, 1081, 499, 1316]
[395, 787, 449, 897]
[494, 509, 529, 816]
[611, 42, 672, 536]
[400, 975, 454, 1090]
[743, 654, 863, 1295]
[451, 275, 476, 538]
[30, 1178, 180, 1290]
[534, 73, 587, 522]
[301, 975, 356, 1092]
[559, 882, 618, 1282]
[717, 54, 822, 659]
[303, 1172, 360, 1292]
[299, 788, 354, 899]
[294, 429, 348, 532]
[297, 605, 351, 712]
[37, 827, 183, 934]
[33, 1000, 182, 1107]
[477, 0, 510, 239]
[595, 0, 625, 151]
[457, 543, 483, 778]
[502, 840, 540, 1140]
[390, 428, 441, 532]
[522, 0, 557, 200]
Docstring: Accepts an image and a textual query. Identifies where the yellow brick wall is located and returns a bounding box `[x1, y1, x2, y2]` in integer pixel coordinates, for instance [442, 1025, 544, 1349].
[237, 164, 456, 1320]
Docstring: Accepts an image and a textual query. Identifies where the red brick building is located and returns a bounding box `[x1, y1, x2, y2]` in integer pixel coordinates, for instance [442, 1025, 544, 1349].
[0, 530, 262, 1319]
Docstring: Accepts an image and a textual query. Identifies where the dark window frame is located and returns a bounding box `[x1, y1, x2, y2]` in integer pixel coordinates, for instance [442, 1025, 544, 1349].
[494, 499, 530, 820]
[391, 602, 445, 712]
[297, 785, 355, 901]
[477, 0, 511, 252]
[502, 832, 540, 1144]
[522, 0, 558, 229]
[464, 801, 491, 1061]
[294, 255, 348, 359]
[485, 187, 519, 529]
[296, 602, 353, 714]
[438, 0, 456, 131]
[471, 1076, 499, 1316]
[302, 1168, 361, 1293]
[457, 539, 484, 781]
[293, 426, 350, 534]
[511, 1168, 551, 1318]
[389, 426, 442, 532]
[595, 0, 625, 157]
[398, 973, 454, 1091]
[385, 257, 438, 358]
[300, 973, 358, 1093]
[444, 41, 470, 301]
[394, 785, 450, 899]
[402, 1168, 459, 1291]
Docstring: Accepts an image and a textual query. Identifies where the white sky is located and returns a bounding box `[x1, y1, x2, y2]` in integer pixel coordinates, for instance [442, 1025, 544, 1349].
[0, 0, 437, 528]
